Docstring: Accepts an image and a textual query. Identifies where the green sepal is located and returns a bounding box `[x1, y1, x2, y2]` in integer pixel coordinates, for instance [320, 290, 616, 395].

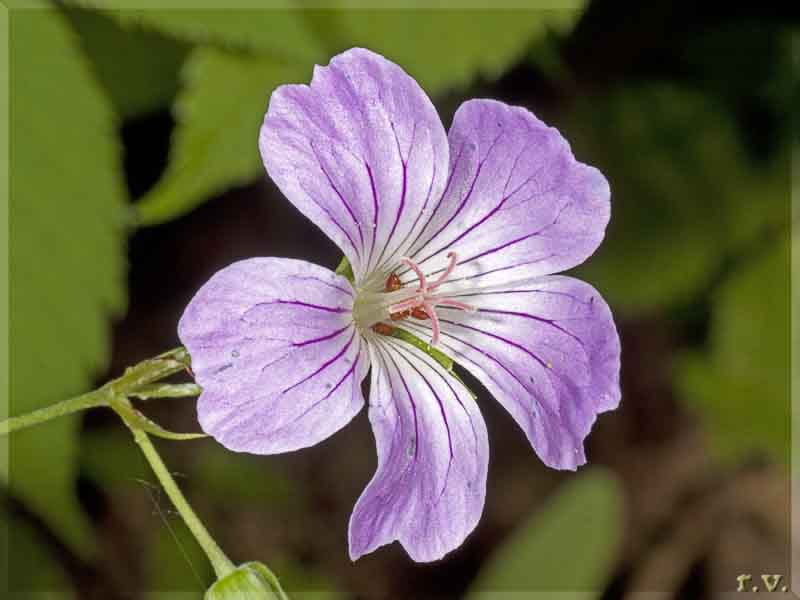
[110, 397, 206, 441]
[205, 562, 289, 600]
[128, 383, 202, 401]
[334, 256, 355, 283]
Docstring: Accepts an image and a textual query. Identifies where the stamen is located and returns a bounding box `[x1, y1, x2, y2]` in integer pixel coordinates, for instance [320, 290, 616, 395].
[377, 252, 475, 346]
[428, 252, 458, 291]
[425, 301, 441, 345]
[400, 256, 428, 291]
[436, 298, 476, 312]
[389, 297, 423, 314]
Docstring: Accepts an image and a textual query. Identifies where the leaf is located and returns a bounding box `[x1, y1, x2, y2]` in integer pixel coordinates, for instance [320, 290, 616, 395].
[466, 469, 622, 598]
[63, 5, 190, 119]
[135, 49, 309, 225]
[677, 234, 790, 462]
[65, 0, 326, 63]
[563, 84, 788, 315]
[7, 8, 127, 553]
[135, 5, 587, 225]
[318, 4, 586, 97]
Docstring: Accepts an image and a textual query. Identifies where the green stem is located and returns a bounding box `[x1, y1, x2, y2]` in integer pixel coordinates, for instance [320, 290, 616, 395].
[1, 346, 240, 583]
[127, 420, 235, 579]
[0, 388, 110, 435]
[0, 347, 193, 436]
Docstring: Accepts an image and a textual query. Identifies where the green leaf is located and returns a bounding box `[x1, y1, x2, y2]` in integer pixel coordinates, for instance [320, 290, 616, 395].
[136, 49, 309, 225]
[7, 8, 127, 553]
[677, 234, 790, 462]
[318, 4, 586, 97]
[563, 84, 788, 315]
[466, 470, 622, 599]
[135, 5, 587, 225]
[65, 1, 326, 63]
[63, 6, 190, 119]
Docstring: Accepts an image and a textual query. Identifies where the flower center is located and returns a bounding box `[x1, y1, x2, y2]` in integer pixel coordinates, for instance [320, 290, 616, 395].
[353, 252, 475, 346]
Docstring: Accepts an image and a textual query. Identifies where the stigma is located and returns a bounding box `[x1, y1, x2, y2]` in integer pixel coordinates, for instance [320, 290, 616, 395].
[371, 252, 475, 345]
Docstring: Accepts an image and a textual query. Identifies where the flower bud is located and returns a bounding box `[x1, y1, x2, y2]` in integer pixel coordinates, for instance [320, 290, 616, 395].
[205, 562, 287, 600]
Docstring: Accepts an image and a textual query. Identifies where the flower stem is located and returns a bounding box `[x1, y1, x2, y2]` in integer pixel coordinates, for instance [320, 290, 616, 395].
[126, 420, 236, 580]
[0, 388, 110, 435]
[0, 347, 194, 436]
[0, 346, 239, 583]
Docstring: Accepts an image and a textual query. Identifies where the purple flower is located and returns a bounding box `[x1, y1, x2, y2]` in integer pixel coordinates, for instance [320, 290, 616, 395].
[178, 48, 620, 562]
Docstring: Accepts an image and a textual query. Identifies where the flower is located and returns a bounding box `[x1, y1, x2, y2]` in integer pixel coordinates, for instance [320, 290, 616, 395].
[178, 48, 620, 563]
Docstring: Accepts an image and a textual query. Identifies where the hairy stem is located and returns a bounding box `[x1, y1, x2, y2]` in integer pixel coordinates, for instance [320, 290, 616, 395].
[0, 347, 193, 435]
[0, 388, 110, 435]
[125, 418, 235, 580]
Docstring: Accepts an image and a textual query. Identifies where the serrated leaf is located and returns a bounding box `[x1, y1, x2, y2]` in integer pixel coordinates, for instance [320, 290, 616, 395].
[466, 470, 621, 598]
[7, 8, 127, 553]
[563, 84, 788, 315]
[677, 235, 790, 462]
[65, 1, 326, 63]
[136, 5, 587, 225]
[136, 49, 308, 225]
[319, 4, 585, 97]
[64, 6, 190, 119]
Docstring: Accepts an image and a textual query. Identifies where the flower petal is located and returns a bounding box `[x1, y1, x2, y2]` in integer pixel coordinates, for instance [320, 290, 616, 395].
[402, 276, 620, 470]
[349, 337, 489, 562]
[260, 48, 450, 282]
[403, 99, 610, 287]
[178, 258, 368, 454]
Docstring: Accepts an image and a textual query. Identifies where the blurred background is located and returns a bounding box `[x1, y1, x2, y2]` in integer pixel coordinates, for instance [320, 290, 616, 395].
[3, 1, 797, 598]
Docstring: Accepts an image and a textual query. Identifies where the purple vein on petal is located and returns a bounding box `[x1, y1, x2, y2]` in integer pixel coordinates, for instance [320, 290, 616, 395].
[297, 177, 363, 263]
[365, 161, 380, 274]
[268, 339, 363, 439]
[286, 275, 355, 298]
[383, 339, 455, 501]
[401, 320, 549, 432]
[281, 329, 356, 394]
[413, 141, 546, 267]
[439, 318, 550, 373]
[390, 338, 477, 470]
[274, 300, 350, 313]
[309, 140, 365, 256]
[292, 324, 352, 348]
[406, 131, 504, 267]
[448, 254, 557, 284]
[445, 288, 590, 305]
[374, 120, 409, 271]
[401, 142, 465, 261]
[375, 340, 420, 463]
[457, 202, 572, 266]
[464, 308, 586, 349]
